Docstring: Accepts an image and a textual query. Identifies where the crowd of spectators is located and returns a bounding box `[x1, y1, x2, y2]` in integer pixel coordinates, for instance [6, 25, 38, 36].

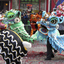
[21, 10, 29, 24]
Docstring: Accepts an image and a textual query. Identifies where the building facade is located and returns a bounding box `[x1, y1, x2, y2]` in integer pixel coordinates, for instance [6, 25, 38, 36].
[19, 0, 46, 11]
[0, 0, 47, 12]
[0, 0, 63, 12]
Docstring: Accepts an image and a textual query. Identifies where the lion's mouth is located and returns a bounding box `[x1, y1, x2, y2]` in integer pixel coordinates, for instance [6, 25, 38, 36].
[39, 25, 48, 35]
[41, 25, 48, 32]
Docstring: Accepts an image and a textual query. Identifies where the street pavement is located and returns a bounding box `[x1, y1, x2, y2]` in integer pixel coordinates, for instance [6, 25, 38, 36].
[22, 41, 64, 64]
[0, 41, 64, 64]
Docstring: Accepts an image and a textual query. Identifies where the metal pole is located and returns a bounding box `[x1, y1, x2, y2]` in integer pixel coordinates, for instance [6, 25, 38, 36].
[50, 0, 51, 13]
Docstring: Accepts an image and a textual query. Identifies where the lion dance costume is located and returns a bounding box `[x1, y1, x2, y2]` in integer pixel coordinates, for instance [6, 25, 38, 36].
[0, 22, 27, 64]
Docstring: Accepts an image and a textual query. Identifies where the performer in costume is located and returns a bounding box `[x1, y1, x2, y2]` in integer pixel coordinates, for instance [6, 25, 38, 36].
[0, 22, 27, 64]
[29, 13, 42, 36]
[2, 9, 37, 43]
[37, 11, 64, 60]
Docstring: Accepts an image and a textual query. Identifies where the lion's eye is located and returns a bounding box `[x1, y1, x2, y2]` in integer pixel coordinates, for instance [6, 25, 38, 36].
[14, 18, 20, 23]
[51, 20, 54, 23]
[12, 15, 14, 17]
[9, 16, 11, 18]
[8, 15, 14, 18]
[51, 19, 58, 24]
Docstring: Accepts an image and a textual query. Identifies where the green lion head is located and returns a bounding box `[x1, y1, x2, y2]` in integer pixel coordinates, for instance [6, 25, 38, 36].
[3, 9, 21, 24]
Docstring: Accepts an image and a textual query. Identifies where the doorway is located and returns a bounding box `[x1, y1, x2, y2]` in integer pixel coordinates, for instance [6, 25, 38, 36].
[0, 1, 9, 12]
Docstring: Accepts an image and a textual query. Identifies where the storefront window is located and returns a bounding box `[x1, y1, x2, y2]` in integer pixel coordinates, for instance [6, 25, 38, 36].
[20, 0, 46, 12]
[21, 0, 39, 2]
[25, 0, 27, 1]
[20, 0, 39, 11]
[29, 0, 31, 1]
[40, 0, 46, 11]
